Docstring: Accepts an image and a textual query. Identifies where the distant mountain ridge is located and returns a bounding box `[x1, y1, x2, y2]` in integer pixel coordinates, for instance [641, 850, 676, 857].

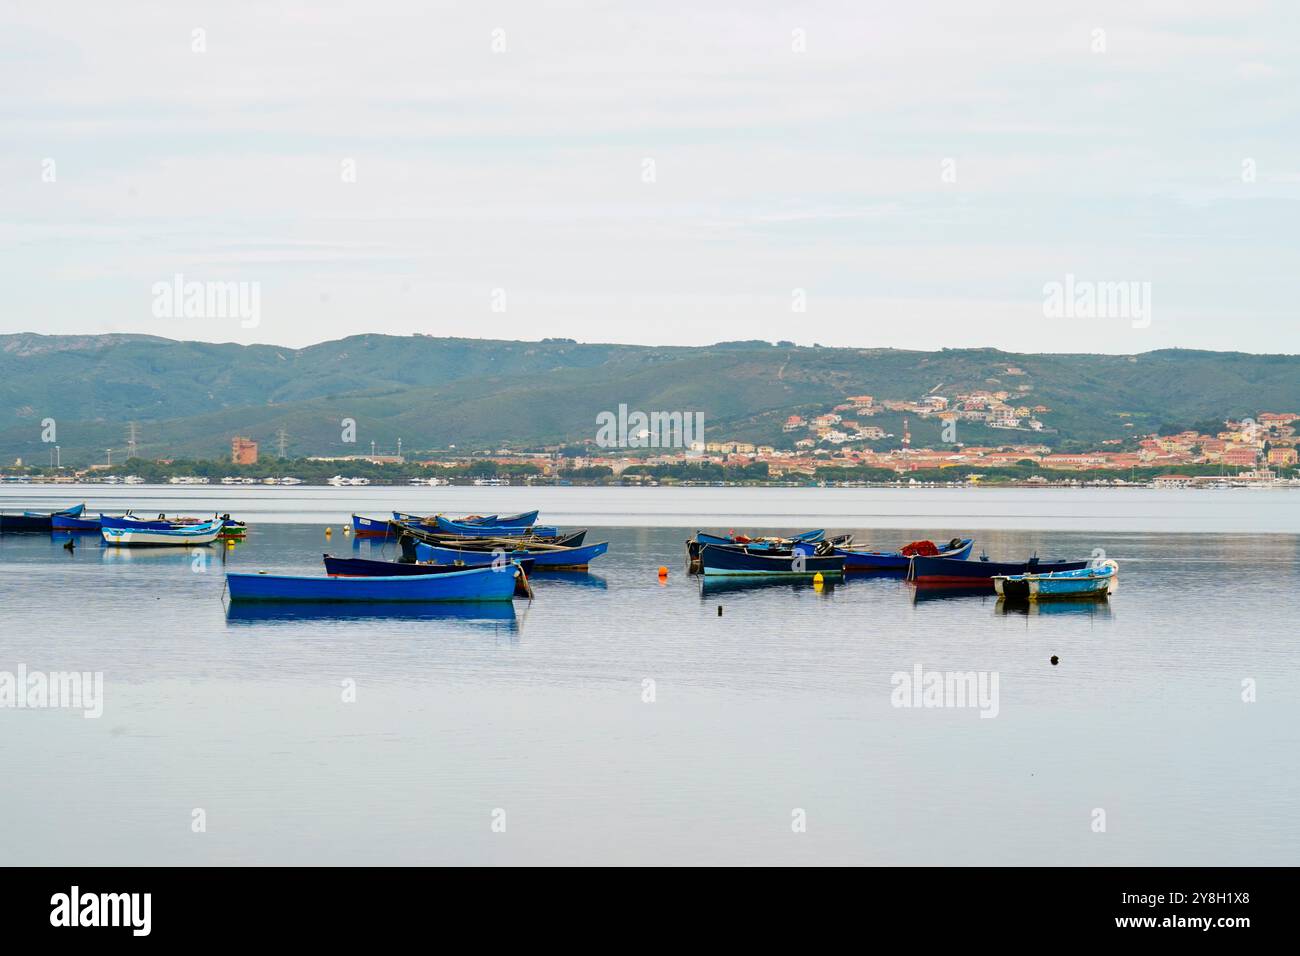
[1, 332, 1297, 465]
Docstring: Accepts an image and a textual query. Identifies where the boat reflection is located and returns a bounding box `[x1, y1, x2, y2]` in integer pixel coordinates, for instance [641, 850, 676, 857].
[910, 583, 996, 603]
[994, 597, 1114, 618]
[528, 570, 608, 590]
[225, 600, 519, 628]
[699, 576, 840, 597]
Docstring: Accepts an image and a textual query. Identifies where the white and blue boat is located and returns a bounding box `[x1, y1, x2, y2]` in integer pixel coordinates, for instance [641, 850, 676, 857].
[101, 518, 224, 547]
[993, 561, 1118, 601]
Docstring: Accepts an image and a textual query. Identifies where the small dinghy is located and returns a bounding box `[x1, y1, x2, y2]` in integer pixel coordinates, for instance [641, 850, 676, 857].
[993, 561, 1118, 601]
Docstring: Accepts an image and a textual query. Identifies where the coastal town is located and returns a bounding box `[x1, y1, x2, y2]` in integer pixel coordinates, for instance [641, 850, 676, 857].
[4, 384, 1297, 487]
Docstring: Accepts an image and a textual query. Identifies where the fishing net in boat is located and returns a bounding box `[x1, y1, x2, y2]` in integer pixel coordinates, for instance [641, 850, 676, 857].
[900, 540, 939, 557]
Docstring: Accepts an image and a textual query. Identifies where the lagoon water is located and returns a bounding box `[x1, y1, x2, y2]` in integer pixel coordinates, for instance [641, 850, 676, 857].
[2, 485, 1299, 865]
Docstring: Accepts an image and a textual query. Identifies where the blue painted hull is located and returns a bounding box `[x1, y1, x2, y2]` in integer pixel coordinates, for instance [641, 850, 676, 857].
[699, 543, 845, 577]
[1, 503, 85, 533]
[432, 515, 557, 537]
[0, 513, 52, 533]
[995, 565, 1116, 601]
[227, 565, 519, 602]
[416, 541, 608, 569]
[324, 552, 534, 590]
[695, 529, 825, 547]
[226, 601, 518, 625]
[418, 510, 540, 528]
[838, 538, 974, 570]
[52, 513, 104, 531]
[910, 555, 1089, 587]
[351, 514, 394, 537]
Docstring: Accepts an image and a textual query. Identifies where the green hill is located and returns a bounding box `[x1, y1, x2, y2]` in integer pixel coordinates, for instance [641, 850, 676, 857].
[1, 333, 1296, 465]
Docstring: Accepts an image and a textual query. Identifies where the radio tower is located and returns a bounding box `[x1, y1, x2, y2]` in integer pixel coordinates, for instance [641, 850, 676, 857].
[276, 427, 289, 459]
[126, 421, 139, 459]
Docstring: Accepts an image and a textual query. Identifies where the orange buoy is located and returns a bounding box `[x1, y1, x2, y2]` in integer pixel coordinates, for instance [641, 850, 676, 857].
[657, 566, 668, 579]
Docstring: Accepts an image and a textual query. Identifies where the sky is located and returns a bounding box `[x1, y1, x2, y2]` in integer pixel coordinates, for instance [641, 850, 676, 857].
[2, 1, 1298, 353]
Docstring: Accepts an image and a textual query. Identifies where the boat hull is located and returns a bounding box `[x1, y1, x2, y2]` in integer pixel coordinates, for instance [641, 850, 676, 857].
[994, 564, 1116, 601]
[0, 514, 53, 533]
[699, 543, 845, 577]
[838, 538, 974, 570]
[102, 519, 224, 547]
[324, 554, 534, 595]
[432, 515, 559, 538]
[416, 540, 608, 569]
[51, 513, 104, 532]
[227, 566, 518, 602]
[351, 514, 394, 538]
[910, 555, 1089, 588]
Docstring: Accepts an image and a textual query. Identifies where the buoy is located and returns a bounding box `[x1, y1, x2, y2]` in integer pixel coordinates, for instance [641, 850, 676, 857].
[1050, 655, 1059, 666]
[325, 527, 332, 537]
[657, 566, 668, 579]
[813, 572, 824, 584]
[717, 605, 722, 616]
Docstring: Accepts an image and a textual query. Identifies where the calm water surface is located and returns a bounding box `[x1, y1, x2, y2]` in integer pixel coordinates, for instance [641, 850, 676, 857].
[2, 487, 1298, 864]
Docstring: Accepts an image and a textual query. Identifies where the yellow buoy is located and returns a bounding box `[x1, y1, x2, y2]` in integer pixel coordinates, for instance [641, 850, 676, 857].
[325, 527, 332, 537]
[813, 572, 823, 584]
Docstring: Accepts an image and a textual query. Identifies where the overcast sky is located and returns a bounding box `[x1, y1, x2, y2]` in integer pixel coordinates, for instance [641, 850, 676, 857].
[2, 1, 1297, 353]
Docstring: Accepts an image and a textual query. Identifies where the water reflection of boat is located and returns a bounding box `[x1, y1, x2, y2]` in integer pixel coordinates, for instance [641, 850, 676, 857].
[699, 576, 836, 597]
[995, 597, 1114, 618]
[911, 583, 997, 603]
[528, 570, 608, 590]
[225, 600, 518, 627]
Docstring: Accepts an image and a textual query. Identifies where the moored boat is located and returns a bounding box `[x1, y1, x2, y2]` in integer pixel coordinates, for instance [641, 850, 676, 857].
[350, 513, 397, 537]
[1, 504, 85, 533]
[908, 554, 1089, 588]
[698, 543, 846, 577]
[431, 515, 558, 538]
[837, 537, 973, 571]
[994, 561, 1118, 601]
[686, 529, 849, 571]
[415, 540, 608, 570]
[51, 512, 105, 532]
[324, 553, 533, 596]
[102, 518, 224, 547]
[226, 565, 519, 603]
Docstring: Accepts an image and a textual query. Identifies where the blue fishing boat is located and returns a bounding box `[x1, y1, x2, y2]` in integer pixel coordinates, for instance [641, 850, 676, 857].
[698, 543, 845, 577]
[994, 561, 1118, 601]
[52, 512, 105, 532]
[695, 529, 825, 547]
[398, 510, 540, 529]
[908, 554, 1089, 588]
[416, 540, 608, 569]
[226, 565, 518, 602]
[836, 537, 973, 571]
[324, 553, 533, 596]
[0, 504, 85, 533]
[432, 515, 558, 537]
[351, 514, 394, 538]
